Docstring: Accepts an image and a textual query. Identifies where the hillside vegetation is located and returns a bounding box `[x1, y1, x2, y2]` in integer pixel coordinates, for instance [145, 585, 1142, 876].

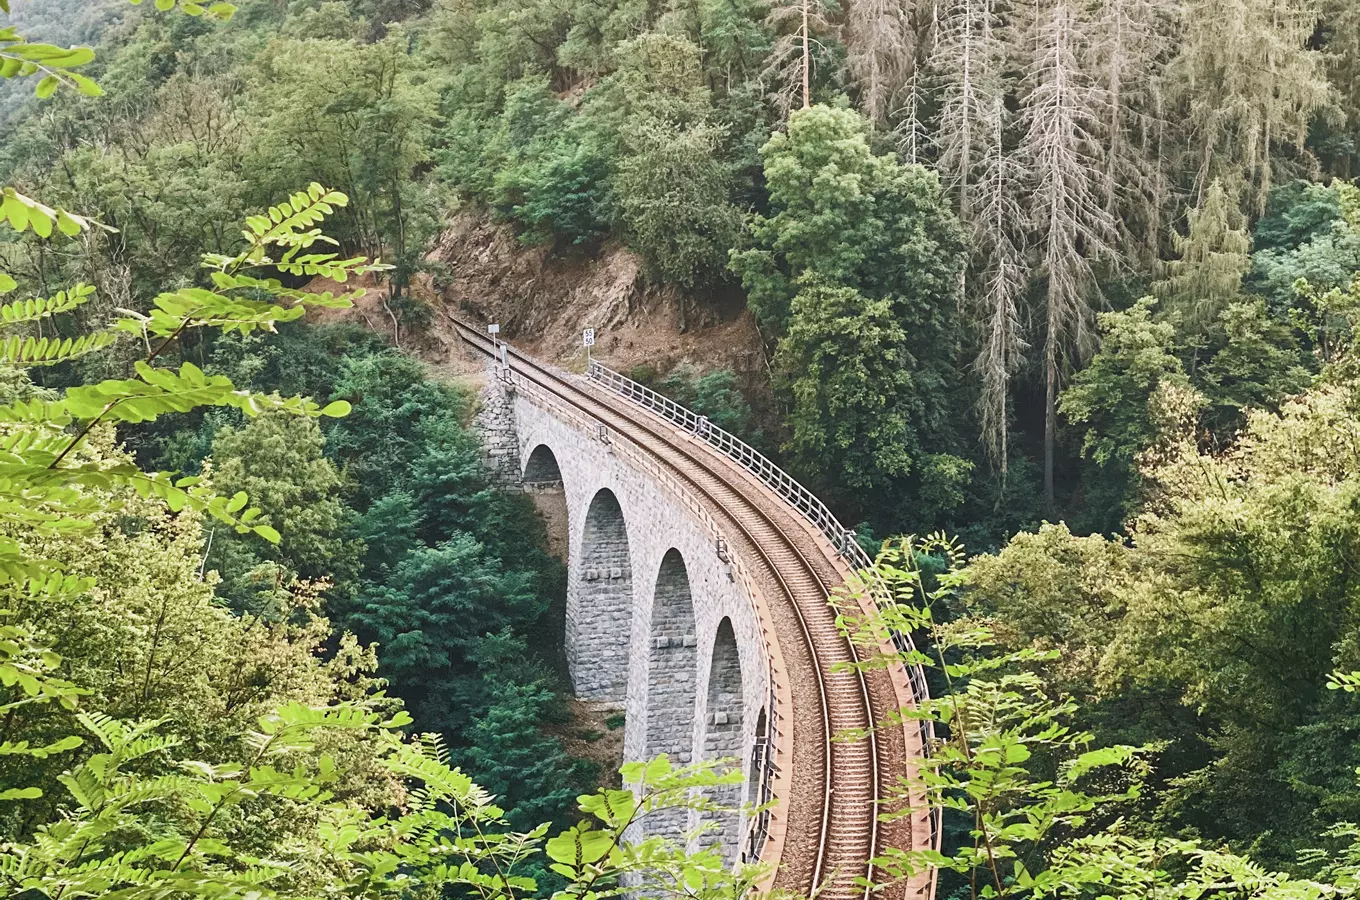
[4, 0, 1360, 898]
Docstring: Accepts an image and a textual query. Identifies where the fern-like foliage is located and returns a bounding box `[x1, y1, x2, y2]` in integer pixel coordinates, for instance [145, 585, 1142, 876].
[0, 632, 766, 900]
[0, 284, 95, 323]
[0, 330, 121, 367]
[0, 182, 379, 572]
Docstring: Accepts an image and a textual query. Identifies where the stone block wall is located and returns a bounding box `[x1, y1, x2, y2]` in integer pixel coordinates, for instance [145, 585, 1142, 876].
[474, 369, 522, 486]
[501, 384, 771, 866]
[572, 489, 633, 702]
[644, 549, 700, 840]
[700, 618, 746, 866]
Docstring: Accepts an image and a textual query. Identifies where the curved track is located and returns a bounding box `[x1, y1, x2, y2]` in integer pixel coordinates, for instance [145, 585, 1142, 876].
[453, 318, 925, 900]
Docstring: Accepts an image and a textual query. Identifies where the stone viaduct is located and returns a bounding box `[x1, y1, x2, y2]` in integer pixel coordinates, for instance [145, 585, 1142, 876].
[465, 320, 935, 900]
[478, 362, 771, 864]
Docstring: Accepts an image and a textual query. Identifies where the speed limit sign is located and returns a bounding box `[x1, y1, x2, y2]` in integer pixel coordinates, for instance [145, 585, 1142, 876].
[583, 328, 596, 347]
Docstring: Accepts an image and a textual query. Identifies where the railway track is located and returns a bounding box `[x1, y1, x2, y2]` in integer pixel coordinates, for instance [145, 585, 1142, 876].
[452, 317, 925, 900]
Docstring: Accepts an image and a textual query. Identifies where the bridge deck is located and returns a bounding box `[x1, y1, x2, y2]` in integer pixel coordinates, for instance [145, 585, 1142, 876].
[453, 317, 933, 900]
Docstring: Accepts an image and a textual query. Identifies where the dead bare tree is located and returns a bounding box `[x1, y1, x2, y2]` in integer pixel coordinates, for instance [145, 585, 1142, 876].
[761, 0, 841, 117]
[846, 0, 916, 124]
[929, 0, 1007, 220]
[972, 95, 1030, 476]
[1013, 0, 1118, 509]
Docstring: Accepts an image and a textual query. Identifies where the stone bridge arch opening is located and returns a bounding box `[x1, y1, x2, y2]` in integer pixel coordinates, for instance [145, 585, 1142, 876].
[645, 549, 699, 839]
[701, 617, 745, 864]
[570, 488, 633, 703]
[523, 444, 564, 485]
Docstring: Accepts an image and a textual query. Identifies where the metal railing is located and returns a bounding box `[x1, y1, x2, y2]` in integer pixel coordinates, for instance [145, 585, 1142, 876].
[743, 731, 776, 863]
[743, 662, 781, 864]
[586, 360, 942, 852]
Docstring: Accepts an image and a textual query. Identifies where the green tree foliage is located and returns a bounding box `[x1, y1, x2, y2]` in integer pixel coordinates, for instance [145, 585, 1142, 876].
[1251, 181, 1360, 360]
[187, 327, 584, 827]
[247, 31, 439, 299]
[777, 282, 920, 493]
[730, 105, 965, 334]
[845, 536, 1360, 900]
[1155, 180, 1253, 331]
[613, 121, 743, 290]
[209, 411, 357, 615]
[972, 345, 1360, 863]
[1195, 298, 1312, 433]
[656, 362, 761, 444]
[1059, 298, 1189, 531]
[731, 105, 969, 523]
[0, 624, 759, 900]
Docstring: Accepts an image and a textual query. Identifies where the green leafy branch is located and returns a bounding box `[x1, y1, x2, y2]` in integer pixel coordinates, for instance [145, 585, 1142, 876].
[0, 660, 764, 900]
[0, 24, 101, 99]
[0, 614, 88, 800]
[126, 0, 237, 19]
[0, 188, 102, 239]
[835, 536, 1151, 900]
[0, 0, 235, 101]
[0, 184, 376, 578]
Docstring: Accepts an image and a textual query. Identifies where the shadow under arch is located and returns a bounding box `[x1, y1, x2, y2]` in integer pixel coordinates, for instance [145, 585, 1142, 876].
[523, 443, 564, 485]
[644, 548, 699, 839]
[568, 487, 633, 702]
[699, 616, 745, 865]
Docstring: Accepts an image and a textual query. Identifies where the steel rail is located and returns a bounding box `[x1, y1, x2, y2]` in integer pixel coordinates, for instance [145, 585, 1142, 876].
[452, 318, 884, 900]
[584, 358, 940, 858]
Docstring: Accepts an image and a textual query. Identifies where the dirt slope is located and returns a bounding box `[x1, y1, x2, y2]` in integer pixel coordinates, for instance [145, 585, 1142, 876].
[430, 211, 768, 377]
[310, 209, 774, 407]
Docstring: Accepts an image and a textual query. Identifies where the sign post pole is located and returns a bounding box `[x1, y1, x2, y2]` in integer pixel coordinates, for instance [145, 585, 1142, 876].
[488, 324, 503, 371]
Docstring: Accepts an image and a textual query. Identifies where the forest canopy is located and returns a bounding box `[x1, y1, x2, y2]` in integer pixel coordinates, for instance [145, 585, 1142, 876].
[4, 0, 1360, 897]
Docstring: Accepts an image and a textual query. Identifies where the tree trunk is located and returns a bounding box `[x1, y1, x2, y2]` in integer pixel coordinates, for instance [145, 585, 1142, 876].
[801, 0, 811, 108]
[1044, 339, 1057, 513]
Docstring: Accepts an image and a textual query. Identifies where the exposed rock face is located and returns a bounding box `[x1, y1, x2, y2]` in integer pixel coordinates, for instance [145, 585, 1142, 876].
[430, 211, 768, 384]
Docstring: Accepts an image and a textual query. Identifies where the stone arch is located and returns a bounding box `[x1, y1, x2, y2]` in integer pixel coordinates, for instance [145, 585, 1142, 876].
[644, 549, 699, 839]
[569, 488, 633, 702]
[747, 707, 769, 801]
[743, 707, 770, 862]
[523, 443, 563, 485]
[700, 617, 745, 864]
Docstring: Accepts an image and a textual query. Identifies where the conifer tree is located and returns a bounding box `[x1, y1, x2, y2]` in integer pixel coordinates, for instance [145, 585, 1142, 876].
[973, 96, 1030, 473]
[928, 0, 1008, 221]
[1322, 0, 1360, 170]
[1167, 0, 1332, 213]
[1087, 0, 1173, 254]
[1154, 180, 1253, 330]
[846, 0, 915, 124]
[761, 0, 840, 116]
[1013, 0, 1117, 508]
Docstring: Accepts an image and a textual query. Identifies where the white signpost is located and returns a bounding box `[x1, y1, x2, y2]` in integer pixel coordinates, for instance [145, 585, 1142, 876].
[583, 327, 595, 368]
[488, 324, 505, 368]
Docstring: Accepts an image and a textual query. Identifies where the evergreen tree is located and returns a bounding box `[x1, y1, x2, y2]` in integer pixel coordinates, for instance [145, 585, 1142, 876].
[1167, 0, 1332, 212]
[1013, 0, 1118, 509]
[1154, 180, 1253, 332]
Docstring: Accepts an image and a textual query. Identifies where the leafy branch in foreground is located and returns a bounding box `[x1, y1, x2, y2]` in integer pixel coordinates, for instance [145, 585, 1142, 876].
[0, 0, 235, 100]
[0, 183, 385, 583]
[0, 624, 764, 900]
[836, 535, 1356, 900]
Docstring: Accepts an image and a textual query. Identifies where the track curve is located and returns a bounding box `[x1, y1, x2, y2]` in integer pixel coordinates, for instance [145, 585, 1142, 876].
[452, 316, 931, 900]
